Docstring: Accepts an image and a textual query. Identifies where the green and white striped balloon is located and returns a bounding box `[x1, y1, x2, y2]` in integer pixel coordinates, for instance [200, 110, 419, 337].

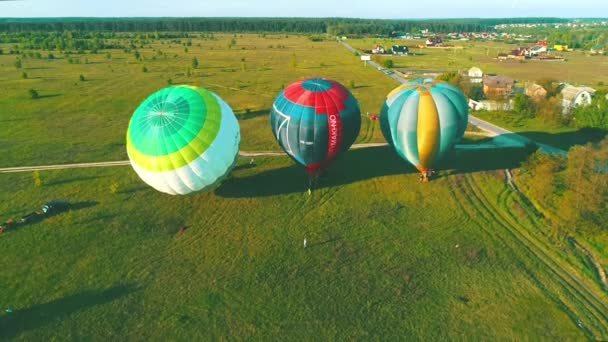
[126, 86, 240, 195]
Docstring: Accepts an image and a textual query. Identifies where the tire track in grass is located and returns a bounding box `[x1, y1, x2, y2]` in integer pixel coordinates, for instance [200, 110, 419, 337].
[463, 175, 608, 333]
[447, 175, 596, 339]
[461, 174, 608, 338]
[466, 173, 608, 315]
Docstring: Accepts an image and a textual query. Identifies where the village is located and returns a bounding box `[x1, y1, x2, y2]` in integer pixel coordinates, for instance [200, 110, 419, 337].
[361, 36, 605, 115]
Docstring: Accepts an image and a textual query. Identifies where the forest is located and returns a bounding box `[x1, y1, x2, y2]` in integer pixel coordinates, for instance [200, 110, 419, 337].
[0, 17, 570, 35]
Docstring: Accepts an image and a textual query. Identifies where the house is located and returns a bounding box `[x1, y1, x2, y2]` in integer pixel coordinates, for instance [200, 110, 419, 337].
[468, 99, 513, 111]
[590, 45, 605, 55]
[554, 44, 569, 51]
[533, 40, 549, 48]
[508, 48, 530, 60]
[525, 84, 548, 100]
[391, 45, 409, 55]
[561, 85, 595, 112]
[483, 75, 515, 99]
[529, 45, 547, 56]
[468, 67, 483, 83]
[372, 45, 385, 54]
[426, 36, 443, 47]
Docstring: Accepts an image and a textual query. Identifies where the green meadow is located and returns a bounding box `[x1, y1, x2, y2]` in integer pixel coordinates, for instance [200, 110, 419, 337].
[1, 33, 607, 339]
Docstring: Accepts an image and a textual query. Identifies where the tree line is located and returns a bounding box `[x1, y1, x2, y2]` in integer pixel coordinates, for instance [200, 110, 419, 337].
[0, 17, 569, 35]
[519, 138, 607, 234]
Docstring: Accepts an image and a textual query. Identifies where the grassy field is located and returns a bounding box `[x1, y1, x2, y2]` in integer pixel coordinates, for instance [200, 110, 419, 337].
[2, 33, 608, 339]
[1, 148, 608, 340]
[0, 34, 395, 168]
[347, 38, 608, 87]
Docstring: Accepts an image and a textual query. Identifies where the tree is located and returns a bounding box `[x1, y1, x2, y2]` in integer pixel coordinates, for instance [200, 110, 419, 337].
[142, 65, 148, 73]
[520, 151, 563, 206]
[14, 58, 22, 69]
[558, 142, 607, 230]
[513, 93, 534, 117]
[240, 58, 246, 72]
[191, 57, 199, 69]
[28, 88, 39, 99]
[79, 74, 85, 82]
[536, 97, 563, 124]
[21, 72, 28, 79]
[383, 59, 394, 68]
[573, 95, 608, 130]
[535, 78, 560, 98]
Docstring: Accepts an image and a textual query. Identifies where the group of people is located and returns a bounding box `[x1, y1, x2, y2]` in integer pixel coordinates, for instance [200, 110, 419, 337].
[419, 170, 436, 183]
[0, 219, 15, 234]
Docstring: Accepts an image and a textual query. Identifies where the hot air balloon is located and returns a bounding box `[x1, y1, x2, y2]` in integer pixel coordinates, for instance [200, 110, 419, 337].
[270, 78, 361, 190]
[380, 79, 468, 182]
[126, 86, 240, 195]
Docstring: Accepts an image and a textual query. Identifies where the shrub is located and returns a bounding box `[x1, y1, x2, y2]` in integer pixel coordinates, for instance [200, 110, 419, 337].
[32, 170, 42, 187]
[28, 88, 39, 99]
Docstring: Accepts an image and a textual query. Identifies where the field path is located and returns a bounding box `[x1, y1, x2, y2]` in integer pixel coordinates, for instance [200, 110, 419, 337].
[449, 173, 608, 339]
[0, 143, 388, 173]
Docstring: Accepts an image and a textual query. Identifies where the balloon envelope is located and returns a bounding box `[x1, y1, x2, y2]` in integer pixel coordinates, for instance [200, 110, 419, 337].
[126, 86, 240, 195]
[380, 79, 468, 172]
[270, 78, 361, 175]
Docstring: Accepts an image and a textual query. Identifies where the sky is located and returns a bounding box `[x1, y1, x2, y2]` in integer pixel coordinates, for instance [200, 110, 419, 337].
[0, 0, 606, 18]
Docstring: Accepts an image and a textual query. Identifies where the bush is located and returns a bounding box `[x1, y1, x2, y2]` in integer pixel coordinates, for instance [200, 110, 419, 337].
[32, 170, 42, 187]
[28, 88, 39, 99]
[142, 65, 148, 73]
[383, 59, 394, 68]
[110, 181, 119, 194]
[21, 72, 28, 79]
[79, 74, 85, 81]
[14, 58, 22, 69]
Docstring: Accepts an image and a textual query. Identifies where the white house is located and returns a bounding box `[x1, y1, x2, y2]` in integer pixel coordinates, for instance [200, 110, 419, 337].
[529, 45, 547, 56]
[371, 45, 385, 54]
[561, 85, 595, 113]
[468, 67, 483, 83]
[468, 98, 513, 111]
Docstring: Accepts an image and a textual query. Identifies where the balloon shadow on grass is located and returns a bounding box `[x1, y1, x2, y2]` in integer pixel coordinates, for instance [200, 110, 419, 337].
[0, 284, 137, 339]
[215, 145, 414, 198]
[217, 142, 540, 198]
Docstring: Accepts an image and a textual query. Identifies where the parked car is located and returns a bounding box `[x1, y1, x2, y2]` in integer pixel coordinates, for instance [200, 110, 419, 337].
[41, 200, 71, 215]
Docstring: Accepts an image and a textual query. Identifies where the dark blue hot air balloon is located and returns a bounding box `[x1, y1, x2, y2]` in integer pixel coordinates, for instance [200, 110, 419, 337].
[270, 78, 361, 187]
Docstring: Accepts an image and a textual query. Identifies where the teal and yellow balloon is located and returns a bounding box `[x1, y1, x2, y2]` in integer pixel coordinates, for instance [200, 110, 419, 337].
[380, 79, 468, 177]
[126, 86, 240, 195]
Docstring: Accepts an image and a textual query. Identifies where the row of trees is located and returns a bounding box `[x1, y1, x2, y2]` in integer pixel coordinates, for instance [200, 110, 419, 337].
[519, 138, 607, 233]
[502, 25, 607, 50]
[0, 17, 569, 35]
